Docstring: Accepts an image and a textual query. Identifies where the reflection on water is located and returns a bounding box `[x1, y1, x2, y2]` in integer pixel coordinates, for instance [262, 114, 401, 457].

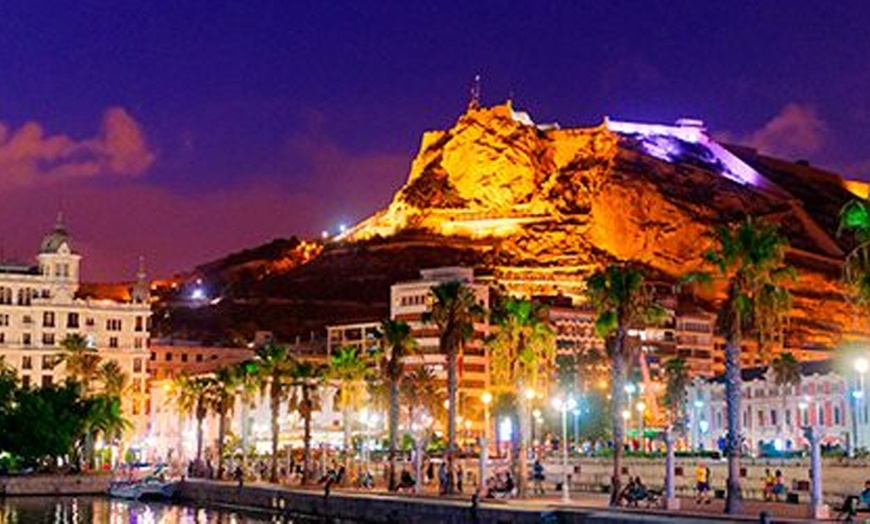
[0, 497, 311, 524]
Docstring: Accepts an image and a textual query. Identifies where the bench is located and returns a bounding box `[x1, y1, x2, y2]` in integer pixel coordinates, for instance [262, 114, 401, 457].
[834, 496, 870, 522]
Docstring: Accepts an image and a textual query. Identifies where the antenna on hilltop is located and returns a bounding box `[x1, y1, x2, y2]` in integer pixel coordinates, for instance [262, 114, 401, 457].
[468, 74, 481, 110]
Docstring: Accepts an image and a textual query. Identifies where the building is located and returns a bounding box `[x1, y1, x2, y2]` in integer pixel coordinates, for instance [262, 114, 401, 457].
[326, 321, 381, 356]
[390, 267, 490, 429]
[687, 359, 870, 454]
[147, 341, 255, 381]
[0, 218, 152, 436]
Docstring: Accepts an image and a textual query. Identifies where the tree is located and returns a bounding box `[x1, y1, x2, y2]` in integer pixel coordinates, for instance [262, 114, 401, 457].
[327, 346, 371, 476]
[662, 358, 690, 431]
[771, 352, 801, 436]
[488, 297, 555, 498]
[586, 264, 662, 506]
[839, 199, 870, 306]
[378, 319, 416, 491]
[209, 365, 244, 479]
[287, 357, 324, 485]
[400, 366, 444, 429]
[98, 360, 129, 398]
[254, 342, 296, 483]
[688, 217, 792, 514]
[58, 334, 101, 392]
[172, 374, 214, 466]
[424, 280, 485, 494]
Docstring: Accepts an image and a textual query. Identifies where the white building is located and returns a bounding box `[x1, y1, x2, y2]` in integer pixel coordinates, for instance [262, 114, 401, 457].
[687, 359, 870, 454]
[0, 218, 152, 438]
[390, 267, 490, 431]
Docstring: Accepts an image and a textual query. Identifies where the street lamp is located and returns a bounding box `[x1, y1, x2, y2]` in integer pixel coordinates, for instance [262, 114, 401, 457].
[855, 358, 868, 453]
[551, 396, 578, 502]
[693, 399, 704, 450]
[636, 401, 646, 453]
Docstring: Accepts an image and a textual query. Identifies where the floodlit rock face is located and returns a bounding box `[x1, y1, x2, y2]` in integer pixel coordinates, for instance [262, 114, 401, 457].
[344, 102, 868, 352]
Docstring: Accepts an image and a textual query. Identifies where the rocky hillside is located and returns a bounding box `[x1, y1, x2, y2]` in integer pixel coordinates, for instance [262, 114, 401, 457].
[163, 102, 868, 351]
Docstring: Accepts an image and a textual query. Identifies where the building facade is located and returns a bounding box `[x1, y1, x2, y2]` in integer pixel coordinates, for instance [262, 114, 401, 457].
[687, 359, 870, 454]
[390, 267, 490, 429]
[0, 219, 152, 436]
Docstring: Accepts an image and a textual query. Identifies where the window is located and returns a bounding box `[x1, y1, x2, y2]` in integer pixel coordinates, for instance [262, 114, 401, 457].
[21, 375, 30, 388]
[834, 406, 841, 425]
[757, 410, 764, 426]
[135, 316, 144, 332]
[132, 378, 142, 393]
[85, 317, 94, 327]
[785, 409, 792, 426]
[133, 358, 142, 373]
[0, 332, 4, 344]
[165, 352, 173, 362]
[67, 313, 79, 328]
[150, 352, 156, 361]
[0, 314, 8, 326]
[22, 333, 31, 346]
[109, 337, 118, 348]
[42, 355, 53, 369]
[196, 354, 203, 362]
[106, 319, 122, 331]
[181, 353, 188, 363]
[21, 356, 32, 370]
[22, 315, 32, 325]
[42, 312, 55, 328]
[0, 287, 11, 305]
[770, 409, 777, 427]
[42, 333, 55, 346]
[802, 408, 809, 426]
[132, 400, 140, 415]
[818, 405, 825, 426]
[41, 376, 52, 387]
[134, 337, 143, 349]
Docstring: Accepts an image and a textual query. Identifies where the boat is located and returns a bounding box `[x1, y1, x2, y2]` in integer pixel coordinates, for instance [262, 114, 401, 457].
[108, 477, 178, 501]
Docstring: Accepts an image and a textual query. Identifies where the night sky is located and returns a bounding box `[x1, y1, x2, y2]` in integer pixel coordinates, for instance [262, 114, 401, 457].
[1, 1, 869, 280]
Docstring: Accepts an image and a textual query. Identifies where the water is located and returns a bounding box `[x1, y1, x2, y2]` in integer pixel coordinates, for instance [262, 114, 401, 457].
[0, 497, 326, 524]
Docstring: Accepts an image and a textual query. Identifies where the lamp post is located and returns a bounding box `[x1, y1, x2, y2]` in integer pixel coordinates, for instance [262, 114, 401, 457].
[693, 399, 704, 450]
[552, 396, 577, 502]
[480, 391, 492, 494]
[855, 358, 868, 453]
[572, 408, 581, 451]
[636, 401, 646, 453]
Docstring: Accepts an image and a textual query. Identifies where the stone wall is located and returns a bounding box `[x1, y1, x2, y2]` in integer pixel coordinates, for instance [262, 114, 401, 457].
[0, 474, 110, 496]
[550, 457, 868, 503]
[177, 480, 748, 524]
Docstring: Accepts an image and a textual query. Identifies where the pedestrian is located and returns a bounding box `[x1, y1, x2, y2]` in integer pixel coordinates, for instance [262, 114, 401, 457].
[438, 462, 448, 495]
[233, 465, 244, 488]
[456, 464, 463, 493]
[763, 468, 774, 501]
[426, 461, 434, 484]
[532, 460, 545, 495]
[695, 461, 711, 504]
[772, 470, 786, 502]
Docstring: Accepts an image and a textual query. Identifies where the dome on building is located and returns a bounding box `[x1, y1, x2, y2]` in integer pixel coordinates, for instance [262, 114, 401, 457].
[40, 214, 73, 254]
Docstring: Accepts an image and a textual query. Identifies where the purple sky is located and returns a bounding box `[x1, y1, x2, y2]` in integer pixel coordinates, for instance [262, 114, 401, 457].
[1, 2, 869, 280]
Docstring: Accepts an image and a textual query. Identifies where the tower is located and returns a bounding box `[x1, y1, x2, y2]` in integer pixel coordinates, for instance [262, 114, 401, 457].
[131, 256, 150, 304]
[36, 213, 81, 303]
[468, 74, 482, 110]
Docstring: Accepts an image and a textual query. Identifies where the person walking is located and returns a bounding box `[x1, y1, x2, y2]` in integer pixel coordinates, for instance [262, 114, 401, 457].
[532, 460, 545, 495]
[695, 461, 711, 504]
[438, 462, 448, 495]
[456, 464, 464, 493]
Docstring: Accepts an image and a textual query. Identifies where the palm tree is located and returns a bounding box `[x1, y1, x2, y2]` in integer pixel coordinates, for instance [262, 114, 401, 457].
[327, 346, 371, 475]
[424, 280, 485, 494]
[839, 199, 870, 305]
[586, 264, 662, 506]
[172, 374, 214, 466]
[488, 297, 555, 498]
[86, 394, 131, 457]
[209, 365, 244, 479]
[401, 366, 444, 429]
[58, 334, 102, 392]
[688, 217, 792, 514]
[771, 352, 801, 436]
[287, 358, 324, 485]
[254, 342, 296, 483]
[662, 358, 690, 431]
[379, 318, 416, 491]
[98, 360, 129, 398]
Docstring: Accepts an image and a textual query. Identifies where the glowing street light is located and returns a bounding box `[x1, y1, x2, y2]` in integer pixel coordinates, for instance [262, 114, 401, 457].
[551, 396, 577, 501]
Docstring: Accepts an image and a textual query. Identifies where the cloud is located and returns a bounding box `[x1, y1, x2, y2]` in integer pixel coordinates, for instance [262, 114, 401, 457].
[741, 103, 827, 159]
[0, 107, 154, 187]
